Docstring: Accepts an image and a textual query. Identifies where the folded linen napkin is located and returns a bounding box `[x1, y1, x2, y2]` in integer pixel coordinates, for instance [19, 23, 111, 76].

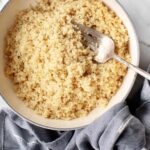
[0, 72, 150, 150]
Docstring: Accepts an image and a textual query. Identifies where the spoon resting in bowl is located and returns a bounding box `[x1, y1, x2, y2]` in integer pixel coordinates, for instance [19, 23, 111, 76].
[74, 22, 150, 81]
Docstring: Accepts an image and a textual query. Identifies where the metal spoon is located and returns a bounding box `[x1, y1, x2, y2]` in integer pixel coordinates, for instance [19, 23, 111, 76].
[75, 22, 150, 80]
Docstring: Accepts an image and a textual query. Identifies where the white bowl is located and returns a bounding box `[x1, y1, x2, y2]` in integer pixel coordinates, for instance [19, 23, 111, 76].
[0, 0, 139, 130]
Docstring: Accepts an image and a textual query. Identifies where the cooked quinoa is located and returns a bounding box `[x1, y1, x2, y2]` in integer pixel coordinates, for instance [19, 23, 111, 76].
[4, 0, 130, 120]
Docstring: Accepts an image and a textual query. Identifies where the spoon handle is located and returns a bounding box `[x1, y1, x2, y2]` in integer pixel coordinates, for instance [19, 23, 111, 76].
[113, 54, 150, 81]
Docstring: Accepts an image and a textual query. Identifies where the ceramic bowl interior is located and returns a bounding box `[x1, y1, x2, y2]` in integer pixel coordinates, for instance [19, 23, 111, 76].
[0, 0, 139, 130]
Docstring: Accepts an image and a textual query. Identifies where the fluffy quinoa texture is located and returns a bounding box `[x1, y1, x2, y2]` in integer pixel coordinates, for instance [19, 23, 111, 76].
[4, 0, 130, 120]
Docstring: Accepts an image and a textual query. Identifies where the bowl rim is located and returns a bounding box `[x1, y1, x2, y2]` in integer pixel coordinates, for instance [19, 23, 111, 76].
[0, 0, 140, 130]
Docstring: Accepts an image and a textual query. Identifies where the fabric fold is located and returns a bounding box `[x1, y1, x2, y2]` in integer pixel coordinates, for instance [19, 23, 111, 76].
[0, 74, 150, 150]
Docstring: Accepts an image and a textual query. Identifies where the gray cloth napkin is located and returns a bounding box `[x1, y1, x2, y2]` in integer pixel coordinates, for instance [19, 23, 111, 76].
[0, 75, 150, 150]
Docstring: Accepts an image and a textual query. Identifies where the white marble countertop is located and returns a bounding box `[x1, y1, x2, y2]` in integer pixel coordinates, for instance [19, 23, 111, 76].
[0, 0, 150, 107]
